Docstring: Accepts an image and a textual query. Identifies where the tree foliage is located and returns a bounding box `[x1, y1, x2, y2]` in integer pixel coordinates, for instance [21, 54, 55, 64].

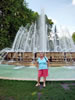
[0, 0, 53, 50]
[72, 32, 75, 43]
[45, 15, 53, 33]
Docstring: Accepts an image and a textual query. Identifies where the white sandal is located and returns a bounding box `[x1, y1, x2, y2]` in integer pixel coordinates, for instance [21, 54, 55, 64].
[35, 83, 40, 87]
[43, 83, 46, 87]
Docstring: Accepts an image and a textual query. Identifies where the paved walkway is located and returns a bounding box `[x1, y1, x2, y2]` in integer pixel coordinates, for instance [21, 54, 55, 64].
[0, 64, 75, 81]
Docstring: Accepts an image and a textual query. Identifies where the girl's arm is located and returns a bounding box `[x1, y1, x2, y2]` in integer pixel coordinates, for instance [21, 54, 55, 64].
[45, 56, 50, 67]
[36, 61, 39, 68]
[47, 60, 50, 67]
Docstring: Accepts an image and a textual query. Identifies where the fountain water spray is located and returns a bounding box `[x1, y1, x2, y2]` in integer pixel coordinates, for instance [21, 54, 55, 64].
[0, 10, 75, 65]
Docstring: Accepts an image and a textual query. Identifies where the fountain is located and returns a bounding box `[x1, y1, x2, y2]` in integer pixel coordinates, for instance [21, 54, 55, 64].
[0, 9, 75, 66]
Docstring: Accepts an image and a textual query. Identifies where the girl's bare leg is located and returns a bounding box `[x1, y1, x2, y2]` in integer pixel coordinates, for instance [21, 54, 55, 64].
[38, 77, 40, 84]
[43, 77, 46, 87]
[36, 77, 40, 86]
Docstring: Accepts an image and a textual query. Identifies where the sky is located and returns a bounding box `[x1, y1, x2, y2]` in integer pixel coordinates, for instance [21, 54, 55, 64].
[26, 0, 75, 35]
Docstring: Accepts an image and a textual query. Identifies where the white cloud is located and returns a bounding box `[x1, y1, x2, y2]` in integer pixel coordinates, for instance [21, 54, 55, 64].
[72, 0, 75, 5]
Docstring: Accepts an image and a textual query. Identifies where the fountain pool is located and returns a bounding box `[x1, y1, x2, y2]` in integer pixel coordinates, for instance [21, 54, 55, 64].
[0, 64, 75, 81]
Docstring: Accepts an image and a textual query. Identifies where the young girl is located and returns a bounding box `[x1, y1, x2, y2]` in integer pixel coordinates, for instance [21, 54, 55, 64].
[36, 52, 49, 87]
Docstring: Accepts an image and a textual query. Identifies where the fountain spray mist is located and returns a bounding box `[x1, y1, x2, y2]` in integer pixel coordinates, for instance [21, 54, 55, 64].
[39, 9, 47, 52]
[0, 9, 75, 53]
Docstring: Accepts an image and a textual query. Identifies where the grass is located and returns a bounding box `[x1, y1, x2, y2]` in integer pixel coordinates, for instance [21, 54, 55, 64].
[0, 79, 75, 100]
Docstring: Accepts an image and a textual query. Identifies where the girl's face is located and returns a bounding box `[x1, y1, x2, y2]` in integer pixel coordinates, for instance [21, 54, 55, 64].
[40, 53, 44, 58]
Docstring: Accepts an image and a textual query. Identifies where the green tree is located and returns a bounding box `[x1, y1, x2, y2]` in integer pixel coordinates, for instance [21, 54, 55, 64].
[0, 0, 38, 49]
[0, 0, 53, 50]
[72, 32, 75, 43]
[45, 15, 54, 36]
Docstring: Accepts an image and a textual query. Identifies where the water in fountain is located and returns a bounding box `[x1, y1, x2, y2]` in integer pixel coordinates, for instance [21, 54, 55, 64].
[39, 9, 47, 52]
[49, 25, 75, 52]
[0, 10, 75, 64]
[11, 10, 75, 52]
[58, 27, 75, 52]
[11, 10, 48, 52]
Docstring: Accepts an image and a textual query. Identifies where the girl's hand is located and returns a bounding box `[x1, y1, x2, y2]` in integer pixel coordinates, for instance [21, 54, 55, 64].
[47, 60, 50, 67]
[35, 61, 39, 69]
